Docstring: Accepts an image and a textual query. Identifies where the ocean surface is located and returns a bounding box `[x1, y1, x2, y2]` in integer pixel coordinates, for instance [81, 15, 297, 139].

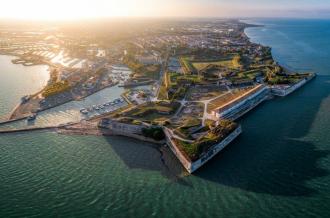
[0, 60, 127, 129]
[1, 19, 330, 217]
[0, 56, 49, 120]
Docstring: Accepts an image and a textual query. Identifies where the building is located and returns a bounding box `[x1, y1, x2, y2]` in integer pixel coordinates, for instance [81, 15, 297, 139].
[212, 85, 270, 120]
[136, 55, 161, 65]
[98, 118, 147, 135]
[271, 75, 315, 96]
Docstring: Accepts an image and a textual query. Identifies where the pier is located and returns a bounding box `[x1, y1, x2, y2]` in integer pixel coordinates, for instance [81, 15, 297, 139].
[0, 126, 55, 134]
[0, 121, 80, 134]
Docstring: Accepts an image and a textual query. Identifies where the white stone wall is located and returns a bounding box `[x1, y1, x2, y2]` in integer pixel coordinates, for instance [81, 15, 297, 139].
[215, 86, 269, 119]
[271, 78, 307, 97]
[165, 126, 242, 173]
[189, 126, 242, 173]
[110, 122, 143, 135]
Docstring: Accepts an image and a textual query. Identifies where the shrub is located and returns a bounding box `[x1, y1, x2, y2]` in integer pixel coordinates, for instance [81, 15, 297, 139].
[142, 127, 165, 141]
[42, 80, 70, 98]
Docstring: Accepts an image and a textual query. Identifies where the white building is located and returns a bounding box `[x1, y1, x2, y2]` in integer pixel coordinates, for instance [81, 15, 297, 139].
[212, 85, 270, 120]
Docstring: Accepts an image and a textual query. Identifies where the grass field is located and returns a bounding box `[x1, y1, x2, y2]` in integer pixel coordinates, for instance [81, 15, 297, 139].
[125, 101, 180, 121]
[157, 85, 168, 100]
[173, 119, 238, 161]
[180, 57, 196, 74]
[191, 55, 242, 71]
[186, 86, 226, 101]
[132, 64, 161, 80]
[230, 69, 264, 82]
[267, 73, 309, 85]
[173, 117, 202, 140]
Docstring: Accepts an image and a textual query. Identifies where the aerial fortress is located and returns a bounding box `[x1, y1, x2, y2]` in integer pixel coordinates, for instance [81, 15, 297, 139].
[0, 20, 315, 173]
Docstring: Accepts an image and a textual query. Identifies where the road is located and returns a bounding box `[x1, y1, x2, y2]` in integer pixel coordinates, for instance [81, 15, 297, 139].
[154, 50, 170, 100]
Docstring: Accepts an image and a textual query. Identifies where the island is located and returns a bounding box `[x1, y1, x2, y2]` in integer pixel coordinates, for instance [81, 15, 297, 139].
[0, 19, 315, 173]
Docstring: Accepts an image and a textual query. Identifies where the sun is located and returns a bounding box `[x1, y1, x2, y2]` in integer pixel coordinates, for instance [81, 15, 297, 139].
[0, 0, 137, 20]
[0, 0, 208, 20]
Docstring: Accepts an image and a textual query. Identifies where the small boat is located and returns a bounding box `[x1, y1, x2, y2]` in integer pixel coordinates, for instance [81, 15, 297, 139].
[80, 109, 88, 114]
[27, 113, 37, 121]
[21, 95, 30, 103]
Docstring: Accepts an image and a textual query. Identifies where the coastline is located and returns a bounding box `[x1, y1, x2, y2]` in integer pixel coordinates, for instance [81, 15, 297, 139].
[2, 18, 330, 218]
[0, 19, 317, 175]
[4, 66, 120, 123]
[0, 51, 123, 122]
[243, 20, 317, 74]
[7, 82, 120, 121]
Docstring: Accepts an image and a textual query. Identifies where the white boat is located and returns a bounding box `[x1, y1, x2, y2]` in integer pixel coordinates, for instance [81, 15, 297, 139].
[27, 113, 37, 121]
[80, 109, 88, 114]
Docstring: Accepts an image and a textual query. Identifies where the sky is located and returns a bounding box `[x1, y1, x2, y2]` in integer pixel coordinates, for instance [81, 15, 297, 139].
[1, 0, 330, 20]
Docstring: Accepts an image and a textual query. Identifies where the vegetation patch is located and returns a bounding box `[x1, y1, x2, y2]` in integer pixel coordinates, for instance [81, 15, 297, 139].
[124, 54, 161, 80]
[142, 126, 165, 141]
[192, 54, 242, 71]
[174, 120, 238, 161]
[263, 65, 311, 85]
[124, 101, 180, 121]
[186, 86, 226, 101]
[42, 80, 71, 98]
[229, 69, 264, 82]
[174, 117, 202, 139]
[180, 56, 196, 74]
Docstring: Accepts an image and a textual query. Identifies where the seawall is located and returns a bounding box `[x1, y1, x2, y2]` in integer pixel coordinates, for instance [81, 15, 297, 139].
[164, 126, 242, 173]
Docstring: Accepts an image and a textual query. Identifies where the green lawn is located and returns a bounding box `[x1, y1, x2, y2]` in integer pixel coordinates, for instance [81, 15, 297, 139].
[125, 102, 180, 121]
[174, 119, 238, 161]
[191, 55, 242, 71]
[230, 69, 264, 82]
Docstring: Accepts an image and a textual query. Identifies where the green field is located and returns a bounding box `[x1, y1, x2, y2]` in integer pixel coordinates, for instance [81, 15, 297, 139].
[174, 120, 238, 161]
[230, 69, 264, 82]
[124, 101, 180, 122]
[186, 86, 226, 101]
[180, 57, 196, 74]
[191, 55, 242, 71]
[173, 117, 202, 140]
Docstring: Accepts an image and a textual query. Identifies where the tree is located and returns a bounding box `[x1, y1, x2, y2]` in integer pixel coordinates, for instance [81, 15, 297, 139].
[142, 127, 165, 141]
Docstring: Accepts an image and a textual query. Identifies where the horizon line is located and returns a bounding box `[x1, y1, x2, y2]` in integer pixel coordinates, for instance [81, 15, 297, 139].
[0, 16, 329, 23]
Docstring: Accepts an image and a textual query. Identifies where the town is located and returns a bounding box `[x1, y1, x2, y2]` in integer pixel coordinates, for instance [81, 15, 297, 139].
[0, 19, 315, 173]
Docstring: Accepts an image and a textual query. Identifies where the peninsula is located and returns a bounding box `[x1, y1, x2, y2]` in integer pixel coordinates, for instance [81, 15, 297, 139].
[0, 19, 315, 173]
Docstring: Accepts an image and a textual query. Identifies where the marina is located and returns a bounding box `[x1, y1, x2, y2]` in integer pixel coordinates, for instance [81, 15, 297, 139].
[79, 98, 127, 119]
[0, 85, 126, 130]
